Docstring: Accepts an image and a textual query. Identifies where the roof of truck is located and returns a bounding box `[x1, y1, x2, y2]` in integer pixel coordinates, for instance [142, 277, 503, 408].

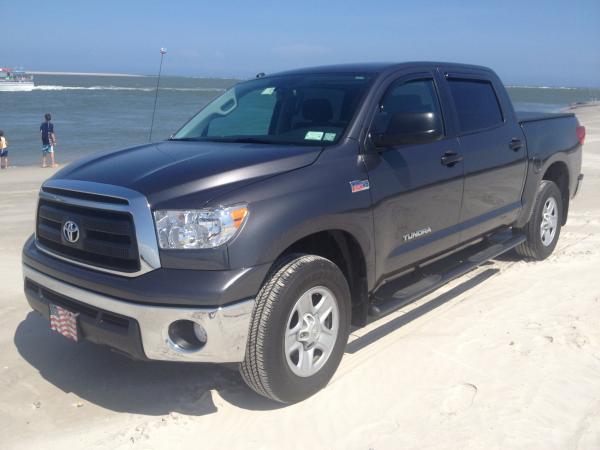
[268, 61, 493, 77]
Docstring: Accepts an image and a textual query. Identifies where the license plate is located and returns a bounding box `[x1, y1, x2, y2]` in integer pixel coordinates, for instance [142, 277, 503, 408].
[49, 304, 80, 342]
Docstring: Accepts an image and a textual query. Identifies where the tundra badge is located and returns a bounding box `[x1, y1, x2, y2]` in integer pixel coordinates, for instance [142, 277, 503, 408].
[403, 227, 432, 242]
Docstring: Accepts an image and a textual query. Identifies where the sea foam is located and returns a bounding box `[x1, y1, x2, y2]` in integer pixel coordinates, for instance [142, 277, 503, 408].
[32, 85, 224, 92]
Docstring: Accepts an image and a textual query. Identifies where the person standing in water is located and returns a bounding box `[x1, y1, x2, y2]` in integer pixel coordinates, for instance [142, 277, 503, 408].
[40, 113, 57, 168]
[0, 130, 8, 169]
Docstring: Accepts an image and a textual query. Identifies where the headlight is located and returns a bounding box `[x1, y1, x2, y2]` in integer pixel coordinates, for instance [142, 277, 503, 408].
[153, 204, 248, 249]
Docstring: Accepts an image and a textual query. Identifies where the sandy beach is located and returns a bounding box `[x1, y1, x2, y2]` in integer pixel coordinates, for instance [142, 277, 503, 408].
[1, 104, 599, 450]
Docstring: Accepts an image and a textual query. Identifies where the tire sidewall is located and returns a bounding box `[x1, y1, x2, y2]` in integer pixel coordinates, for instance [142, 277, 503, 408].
[528, 181, 562, 259]
[262, 257, 351, 403]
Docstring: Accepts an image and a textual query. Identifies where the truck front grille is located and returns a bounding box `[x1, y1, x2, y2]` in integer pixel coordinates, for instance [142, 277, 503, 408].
[36, 198, 140, 273]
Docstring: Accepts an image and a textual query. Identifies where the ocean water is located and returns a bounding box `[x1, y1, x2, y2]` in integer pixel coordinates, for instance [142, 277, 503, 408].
[0, 74, 598, 166]
[0, 75, 236, 166]
[507, 85, 600, 113]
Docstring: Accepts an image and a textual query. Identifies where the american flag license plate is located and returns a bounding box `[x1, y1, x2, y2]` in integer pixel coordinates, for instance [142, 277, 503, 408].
[49, 304, 80, 342]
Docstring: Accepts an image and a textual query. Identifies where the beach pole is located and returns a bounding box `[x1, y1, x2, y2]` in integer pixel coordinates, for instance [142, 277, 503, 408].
[149, 48, 167, 142]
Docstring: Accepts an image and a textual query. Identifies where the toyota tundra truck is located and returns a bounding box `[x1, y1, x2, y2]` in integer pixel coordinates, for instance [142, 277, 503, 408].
[22, 62, 585, 403]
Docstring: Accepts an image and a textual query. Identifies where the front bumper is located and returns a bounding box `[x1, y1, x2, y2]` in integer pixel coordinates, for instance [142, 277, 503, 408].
[23, 264, 254, 363]
[23, 235, 271, 308]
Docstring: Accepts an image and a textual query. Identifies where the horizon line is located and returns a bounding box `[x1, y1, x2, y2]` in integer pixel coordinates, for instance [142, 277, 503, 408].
[25, 70, 600, 89]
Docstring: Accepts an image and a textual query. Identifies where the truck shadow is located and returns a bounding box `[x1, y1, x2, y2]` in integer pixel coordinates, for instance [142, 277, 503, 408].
[346, 268, 499, 354]
[14, 312, 282, 416]
[14, 268, 499, 417]
[492, 249, 523, 262]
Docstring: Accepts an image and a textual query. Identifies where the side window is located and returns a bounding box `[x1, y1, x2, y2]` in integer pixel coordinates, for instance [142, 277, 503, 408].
[447, 79, 503, 133]
[207, 89, 276, 136]
[372, 78, 444, 146]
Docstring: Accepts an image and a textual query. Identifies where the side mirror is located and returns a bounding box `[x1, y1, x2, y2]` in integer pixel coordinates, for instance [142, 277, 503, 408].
[372, 111, 443, 148]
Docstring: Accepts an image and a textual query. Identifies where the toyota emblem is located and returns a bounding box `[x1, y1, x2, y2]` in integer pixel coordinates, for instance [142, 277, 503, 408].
[62, 220, 80, 243]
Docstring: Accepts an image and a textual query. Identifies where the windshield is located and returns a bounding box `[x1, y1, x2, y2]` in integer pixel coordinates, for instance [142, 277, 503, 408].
[172, 73, 373, 146]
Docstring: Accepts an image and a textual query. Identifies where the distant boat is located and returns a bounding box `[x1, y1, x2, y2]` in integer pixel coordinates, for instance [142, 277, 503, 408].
[0, 68, 34, 91]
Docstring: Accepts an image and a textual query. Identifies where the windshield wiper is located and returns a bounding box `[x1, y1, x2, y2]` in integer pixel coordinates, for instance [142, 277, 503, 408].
[170, 136, 294, 145]
[218, 137, 277, 144]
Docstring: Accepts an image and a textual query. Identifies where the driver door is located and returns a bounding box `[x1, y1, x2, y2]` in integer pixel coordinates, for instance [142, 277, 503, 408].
[366, 74, 465, 279]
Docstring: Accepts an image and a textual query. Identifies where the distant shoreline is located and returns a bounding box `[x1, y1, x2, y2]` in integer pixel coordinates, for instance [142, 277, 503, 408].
[567, 100, 600, 110]
[29, 71, 145, 77]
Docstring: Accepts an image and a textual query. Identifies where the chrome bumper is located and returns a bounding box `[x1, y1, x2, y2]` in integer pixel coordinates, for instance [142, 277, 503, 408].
[23, 265, 254, 363]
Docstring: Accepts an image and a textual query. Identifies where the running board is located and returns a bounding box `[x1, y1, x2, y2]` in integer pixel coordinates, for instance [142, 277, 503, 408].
[368, 231, 526, 319]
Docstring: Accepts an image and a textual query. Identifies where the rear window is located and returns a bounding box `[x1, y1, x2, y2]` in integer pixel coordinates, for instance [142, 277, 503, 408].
[447, 79, 503, 133]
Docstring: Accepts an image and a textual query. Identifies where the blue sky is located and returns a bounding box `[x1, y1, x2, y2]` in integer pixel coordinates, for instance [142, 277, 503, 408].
[1, 0, 599, 86]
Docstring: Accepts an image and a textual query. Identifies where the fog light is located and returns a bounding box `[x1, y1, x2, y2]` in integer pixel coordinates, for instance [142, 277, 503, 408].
[168, 320, 207, 352]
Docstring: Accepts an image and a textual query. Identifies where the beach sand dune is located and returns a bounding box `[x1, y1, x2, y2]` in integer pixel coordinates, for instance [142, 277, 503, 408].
[1, 105, 599, 450]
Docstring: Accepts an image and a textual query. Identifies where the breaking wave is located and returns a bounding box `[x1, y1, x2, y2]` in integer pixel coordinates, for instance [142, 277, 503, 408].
[32, 85, 225, 92]
[507, 85, 583, 90]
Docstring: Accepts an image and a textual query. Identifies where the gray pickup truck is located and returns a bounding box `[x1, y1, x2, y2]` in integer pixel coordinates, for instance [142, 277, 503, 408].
[23, 62, 584, 403]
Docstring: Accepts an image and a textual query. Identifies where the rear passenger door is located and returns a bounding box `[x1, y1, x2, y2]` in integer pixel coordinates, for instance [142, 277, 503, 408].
[365, 73, 464, 279]
[442, 71, 527, 242]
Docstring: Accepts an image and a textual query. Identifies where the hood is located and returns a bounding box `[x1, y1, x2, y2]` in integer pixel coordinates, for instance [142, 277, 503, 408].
[53, 141, 322, 208]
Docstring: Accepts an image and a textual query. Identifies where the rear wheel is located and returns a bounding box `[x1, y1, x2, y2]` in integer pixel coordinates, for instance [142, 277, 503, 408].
[240, 254, 351, 403]
[515, 180, 563, 260]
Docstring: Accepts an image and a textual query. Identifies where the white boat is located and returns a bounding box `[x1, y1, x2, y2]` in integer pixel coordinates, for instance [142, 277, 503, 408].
[0, 68, 34, 92]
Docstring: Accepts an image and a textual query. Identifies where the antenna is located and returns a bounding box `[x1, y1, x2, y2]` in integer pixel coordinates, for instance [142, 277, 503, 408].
[149, 47, 167, 142]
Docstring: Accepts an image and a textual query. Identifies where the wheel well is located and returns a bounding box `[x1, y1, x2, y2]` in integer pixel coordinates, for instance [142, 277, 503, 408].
[543, 162, 570, 225]
[278, 230, 369, 326]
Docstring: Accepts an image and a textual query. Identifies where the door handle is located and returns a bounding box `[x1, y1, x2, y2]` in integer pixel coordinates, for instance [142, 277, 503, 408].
[509, 138, 523, 151]
[441, 151, 463, 167]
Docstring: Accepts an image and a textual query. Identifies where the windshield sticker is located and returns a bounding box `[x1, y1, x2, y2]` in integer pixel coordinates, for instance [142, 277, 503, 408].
[323, 132, 336, 142]
[261, 87, 276, 95]
[305, 131, 324, 141]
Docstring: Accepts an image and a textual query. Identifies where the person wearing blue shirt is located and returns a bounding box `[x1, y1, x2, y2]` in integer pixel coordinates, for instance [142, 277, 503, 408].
[40, 113, 57, 168]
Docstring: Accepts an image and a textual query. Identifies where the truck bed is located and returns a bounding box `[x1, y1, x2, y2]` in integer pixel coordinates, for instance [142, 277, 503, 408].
[517, 110, 582, 210]
[517, 111, 575, 123]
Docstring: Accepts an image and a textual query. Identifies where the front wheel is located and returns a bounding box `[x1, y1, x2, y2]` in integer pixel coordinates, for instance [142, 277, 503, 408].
[240, 254, 351, 403]
[515, 180, 563, 260]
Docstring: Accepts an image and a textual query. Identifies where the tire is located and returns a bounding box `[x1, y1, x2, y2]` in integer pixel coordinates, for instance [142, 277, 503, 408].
[240, 254, 351, 403]
[515, 180, 563, 260]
